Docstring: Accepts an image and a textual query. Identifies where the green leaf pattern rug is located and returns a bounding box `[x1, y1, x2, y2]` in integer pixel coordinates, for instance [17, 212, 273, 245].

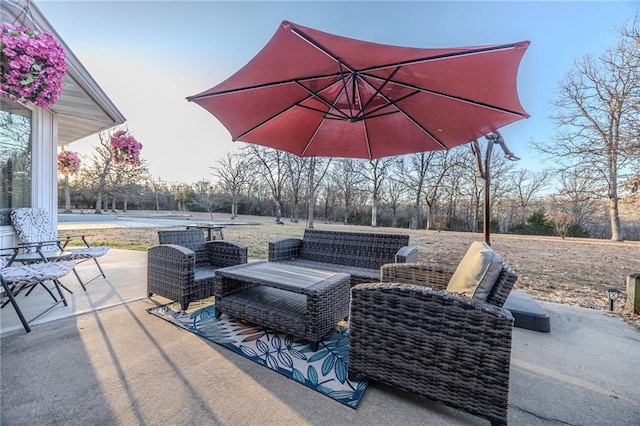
[148, 303, 368, 408]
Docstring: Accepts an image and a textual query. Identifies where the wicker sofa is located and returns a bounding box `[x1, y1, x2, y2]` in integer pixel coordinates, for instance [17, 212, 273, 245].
[268, 229, 417, 286]
[147, 229, 248, 310]
[348, 243, 518, 426]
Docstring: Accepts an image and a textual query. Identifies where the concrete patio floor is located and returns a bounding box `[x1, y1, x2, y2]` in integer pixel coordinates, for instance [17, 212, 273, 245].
[2, 247, 640, 425]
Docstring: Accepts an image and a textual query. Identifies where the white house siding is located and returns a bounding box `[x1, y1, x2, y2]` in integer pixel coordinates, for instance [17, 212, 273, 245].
[1, 0, 125, 250]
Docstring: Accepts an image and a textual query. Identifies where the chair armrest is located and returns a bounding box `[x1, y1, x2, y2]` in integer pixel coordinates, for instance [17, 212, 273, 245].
[205, 241, 248, 268]
[268, 237, 302, 261]
[381, 262, 455, 290]
[395, 246, 418, 263]
[352, 282, 513, 322]
[17, 240, 64, 253]
[147, 244, 195, 271]
[60, 234, 99, 249]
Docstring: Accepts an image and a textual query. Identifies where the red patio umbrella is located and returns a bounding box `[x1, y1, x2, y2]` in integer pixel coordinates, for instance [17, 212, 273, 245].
[187, 20, 530, 160]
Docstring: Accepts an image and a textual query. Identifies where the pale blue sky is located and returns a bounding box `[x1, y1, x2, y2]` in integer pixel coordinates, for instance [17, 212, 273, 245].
[37, 0, 639, 183]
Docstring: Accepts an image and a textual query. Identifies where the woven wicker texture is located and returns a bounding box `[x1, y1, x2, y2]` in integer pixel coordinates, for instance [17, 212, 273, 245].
[148, 230, 247, 310]
[349, 258, 518, 425]
[269, 229, 417, 286]
[214, 262, 350, 349]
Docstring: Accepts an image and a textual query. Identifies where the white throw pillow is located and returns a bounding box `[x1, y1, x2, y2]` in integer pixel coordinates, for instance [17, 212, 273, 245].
[446, 241, 503, 301]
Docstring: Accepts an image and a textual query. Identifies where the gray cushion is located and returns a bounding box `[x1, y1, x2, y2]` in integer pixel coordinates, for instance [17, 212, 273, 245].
[446, 241, 503, 301]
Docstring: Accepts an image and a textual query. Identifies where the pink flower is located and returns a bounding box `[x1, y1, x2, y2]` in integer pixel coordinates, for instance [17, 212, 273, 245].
[110, 130, 143, 165]
[0, 22, 67, 108]
[57, 150, 81, 175]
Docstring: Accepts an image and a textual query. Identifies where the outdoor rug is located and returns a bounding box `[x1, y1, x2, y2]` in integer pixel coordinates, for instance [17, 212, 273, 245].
[147, 302, 369, 408]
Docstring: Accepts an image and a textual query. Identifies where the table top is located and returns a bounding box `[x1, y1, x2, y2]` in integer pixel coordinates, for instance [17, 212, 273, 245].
[187, 223, 226, 229]
[217, 261, 347, 294]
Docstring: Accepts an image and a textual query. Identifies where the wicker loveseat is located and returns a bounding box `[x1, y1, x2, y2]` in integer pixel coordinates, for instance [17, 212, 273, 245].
[348, 242, 518, 426]
[147, 230, 248, 310]
[268, 229, 417, 286]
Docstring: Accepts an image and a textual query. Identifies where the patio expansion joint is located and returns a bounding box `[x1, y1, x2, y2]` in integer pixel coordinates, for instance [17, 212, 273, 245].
[508, 403, 575, 425]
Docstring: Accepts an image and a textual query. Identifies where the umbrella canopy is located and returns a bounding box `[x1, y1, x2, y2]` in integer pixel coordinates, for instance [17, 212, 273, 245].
[187, 20, 530, 159]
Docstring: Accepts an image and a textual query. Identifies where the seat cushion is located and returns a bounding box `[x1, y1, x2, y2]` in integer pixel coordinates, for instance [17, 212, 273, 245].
[68, 246, 109, 259]
[1, 261, 76, 285]
[446, 241, 503, 301]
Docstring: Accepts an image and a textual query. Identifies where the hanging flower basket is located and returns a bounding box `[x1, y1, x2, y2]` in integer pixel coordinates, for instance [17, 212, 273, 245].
[110, 130, 143, 165]
[57, 150, 81, 175]
[0, 22, 67, 108]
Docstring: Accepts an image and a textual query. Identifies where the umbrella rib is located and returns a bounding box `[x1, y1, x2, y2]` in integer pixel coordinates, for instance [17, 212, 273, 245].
[289, 26, 357, 72]
[361, 72, 527, 117]
[359, 66, 401, 116]
[294, 80, 352, 120]
[235, 79, 352, 141]
[353, 74, 449, 149]
[359, 42, 525, 74]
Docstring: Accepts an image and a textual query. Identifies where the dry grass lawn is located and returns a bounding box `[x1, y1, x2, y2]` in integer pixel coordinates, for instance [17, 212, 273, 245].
[59, 211, 640, 330]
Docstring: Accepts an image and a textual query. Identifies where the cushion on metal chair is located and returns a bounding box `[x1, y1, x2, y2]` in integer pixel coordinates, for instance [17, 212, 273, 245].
[10, 207, 109, 290]
[10, 208, 59, 252]
[1, 261, 77, 285]
[67, 247, 109, 259]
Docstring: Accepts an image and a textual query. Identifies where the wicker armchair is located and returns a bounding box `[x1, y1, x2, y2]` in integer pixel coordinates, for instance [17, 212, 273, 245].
[348, 255, 518, 426]
[147, 229, 247, 310]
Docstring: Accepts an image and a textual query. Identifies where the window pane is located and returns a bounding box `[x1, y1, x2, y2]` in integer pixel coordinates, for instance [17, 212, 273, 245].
[0, 103, 32, 226]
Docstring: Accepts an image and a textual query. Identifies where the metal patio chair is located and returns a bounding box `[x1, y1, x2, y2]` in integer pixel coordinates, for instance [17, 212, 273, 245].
[10, 207, 109, 290]
[1, 249, 76, 333]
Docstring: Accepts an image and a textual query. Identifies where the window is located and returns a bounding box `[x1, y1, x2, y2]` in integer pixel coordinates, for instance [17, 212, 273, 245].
[0, 103, 32, 226]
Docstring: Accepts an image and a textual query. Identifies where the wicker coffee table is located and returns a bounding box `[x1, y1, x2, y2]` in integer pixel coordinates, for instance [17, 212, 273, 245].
[214, 261, 350, 351]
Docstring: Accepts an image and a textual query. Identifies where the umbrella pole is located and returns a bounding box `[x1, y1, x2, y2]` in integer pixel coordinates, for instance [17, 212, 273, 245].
[483, 141, 494, 245]
[473, 131, 521, 246]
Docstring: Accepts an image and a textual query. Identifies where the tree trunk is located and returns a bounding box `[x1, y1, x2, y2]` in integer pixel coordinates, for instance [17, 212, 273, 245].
[275, 202, 283, 224]
[292, 199, 299, 223]
[231, 200, 237, 219]
[609, 196, 622, 241]
[609, 156, 622, 241]
[95, 191, 103, 214]
[371, 201, 378, 227]
[425, 204, 433, 230]
[95, 156, 111, 214]
[308, 194, 315, 229]
[411, 203, 420, 229]
[63, 174, 72, 213]
[307, 161, 315, 229]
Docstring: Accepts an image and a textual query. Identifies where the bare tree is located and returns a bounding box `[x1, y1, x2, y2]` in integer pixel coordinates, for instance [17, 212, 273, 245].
[106, 159, 149, 212]
[212, 152, 251, 219]
[283, 153, 307, 223]
[531, 15, 640, 240]
[190, 179, 222, 219]
[305, 157, 332, 229]
[396, 152, 446, 229]
[245, 146, 287, 223]
[423, 150, 456, 230]
[357, 158, 393, 227]
[550, 167, 602, 234]
[510, 169, 552, 224]
[82, 131, 113, 214]
[381, 172, 405, 227]
[332, 159, 366, 225]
